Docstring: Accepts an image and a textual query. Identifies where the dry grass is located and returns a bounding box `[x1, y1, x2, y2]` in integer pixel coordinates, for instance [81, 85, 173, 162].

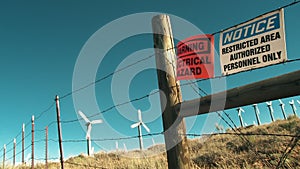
[9, 115, 300, 169]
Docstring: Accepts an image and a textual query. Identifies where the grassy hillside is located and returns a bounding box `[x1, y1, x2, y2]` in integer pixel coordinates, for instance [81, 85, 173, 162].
[12, 115, 300, 169]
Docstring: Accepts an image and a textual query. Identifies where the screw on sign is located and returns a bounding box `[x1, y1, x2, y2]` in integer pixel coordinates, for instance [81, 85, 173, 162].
[176, 34, 214, 80]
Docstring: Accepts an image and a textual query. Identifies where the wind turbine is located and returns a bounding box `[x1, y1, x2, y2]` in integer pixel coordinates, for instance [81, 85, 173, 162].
[123, 143, 127, 152]
[115, 141, 119, 152]
[152, 138, 156, 146]
[237, 107, 245, 127]
[131, 109, 150, 150]
[266, 101, 275, 122]
[91, 147, 95, 155]
[279, 99, 287, 120]
[253, 104, 261, 125]
[289, 100, 297, 116]
[78, 110, 103, 156]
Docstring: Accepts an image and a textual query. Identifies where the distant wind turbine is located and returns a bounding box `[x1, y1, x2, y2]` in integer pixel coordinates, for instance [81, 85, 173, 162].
[253, 104, 261, 125]
[25, 153, 31, 165]
[78, 110, 103, 156]
[279, 99, 287, 120]
[289, 100, 297, 116]
[215, 123, 224, 133]
[266, 101, 275, 122]
[91, 147, 95, 156]
[131, 109, 150, 150]
[123, 143, 127, 152]
[237, 107, 245, 127]
[152, 138, 156, 146]
[115, 141, 119, 152]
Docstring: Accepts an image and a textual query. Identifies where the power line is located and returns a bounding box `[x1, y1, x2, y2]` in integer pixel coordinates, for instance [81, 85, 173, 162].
[60, 132, 163, 143]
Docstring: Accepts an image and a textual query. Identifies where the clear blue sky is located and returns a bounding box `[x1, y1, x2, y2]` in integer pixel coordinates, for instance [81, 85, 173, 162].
[0, 0, 300, 163]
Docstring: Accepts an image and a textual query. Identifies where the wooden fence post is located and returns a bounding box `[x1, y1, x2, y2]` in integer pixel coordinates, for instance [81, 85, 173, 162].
[3, 144, 6, 169]
[22, 123, 25, 165]
[31, 116, 34, 169]
[13, 138, 16, 166]
[152, 14, 190, 169]
[45, 126, 48, 169]
[55, 95, 64, 169]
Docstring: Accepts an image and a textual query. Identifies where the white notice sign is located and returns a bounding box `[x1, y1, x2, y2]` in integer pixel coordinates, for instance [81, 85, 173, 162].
[219, 9, 287, 75]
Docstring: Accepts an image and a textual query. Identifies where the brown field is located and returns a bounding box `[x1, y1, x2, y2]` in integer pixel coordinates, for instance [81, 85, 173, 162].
[7, 115, 300, 169]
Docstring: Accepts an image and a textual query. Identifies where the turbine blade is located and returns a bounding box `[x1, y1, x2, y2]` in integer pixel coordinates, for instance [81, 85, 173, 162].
[289, 100, 294, 105]
[138, 109, 142, 122]
[131, 122, 140, 129]
[297, 100, 300, 105]
[240, 107, 245, 112]
[78, 110, 90, 123]
[91, 119, 103, 124]
[266, 101, 272, 106]
[86, 124, 92, 139]
[279, 99, 284, 106]
[142, 122, 150, 133]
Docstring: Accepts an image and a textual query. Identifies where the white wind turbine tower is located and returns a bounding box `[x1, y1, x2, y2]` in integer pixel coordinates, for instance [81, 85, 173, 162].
[123, 143, 128, 152]
[131, 109, 150, 150]
[237, 107, 245, 127]
[266, 101, 275, 122]
[289, 99, 297, 116]
[253, 104, 261, 125]
[279, 99, 287, 120]
[78, 110, 103, 156]
[115, 141, 119, 152]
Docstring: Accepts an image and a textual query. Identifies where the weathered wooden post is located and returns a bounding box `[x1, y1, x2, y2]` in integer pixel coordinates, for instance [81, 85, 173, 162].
[55, 95, 64, 169]
[31, 116, 34, 169]
[152, 14, 190, 169]
[22, 123, 25, 164]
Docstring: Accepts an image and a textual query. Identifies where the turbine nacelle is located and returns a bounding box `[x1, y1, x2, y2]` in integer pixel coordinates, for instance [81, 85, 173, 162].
[131, 109, 151, 150]
[289, 100, 297, 110]
[78, 110, 102, 139]
[237, 107, 244, 117]
[279, 99, 285, 106]
[130, 109, 150, 133]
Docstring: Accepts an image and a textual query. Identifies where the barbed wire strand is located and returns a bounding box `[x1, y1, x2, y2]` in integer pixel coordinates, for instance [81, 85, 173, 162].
[1, 0, 300, 167]
[60, 90, 160, 124]
[188, 80, 275, 166]
[59, 53, 156, 100]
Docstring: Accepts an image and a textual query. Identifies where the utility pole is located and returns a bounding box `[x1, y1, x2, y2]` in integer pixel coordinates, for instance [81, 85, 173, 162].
[45, 126, 48, 169]
[3, 144, 6, 169]
[13, 138, 16, 166]
[55, 95, 64, 169]
[31, 115, 34, 169]
[22, 123, 25, 165]
[152, 14, 190, 169]
[253, 104, 261, 125]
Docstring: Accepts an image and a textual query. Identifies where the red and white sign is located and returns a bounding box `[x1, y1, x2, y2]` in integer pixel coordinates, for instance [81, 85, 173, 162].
[176, 34, 214, 80]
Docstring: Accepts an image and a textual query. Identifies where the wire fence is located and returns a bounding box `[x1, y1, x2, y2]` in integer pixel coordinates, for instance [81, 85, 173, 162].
[1, 1, 300, 168]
